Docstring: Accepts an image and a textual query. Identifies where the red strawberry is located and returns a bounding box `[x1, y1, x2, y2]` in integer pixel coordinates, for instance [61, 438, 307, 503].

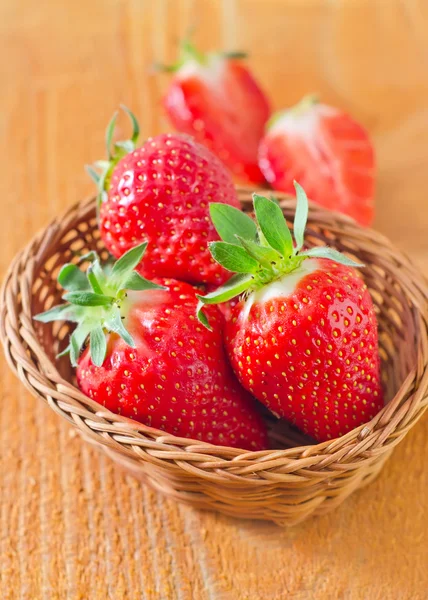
[162, 41, 270, 184]
[258, 96, 375, 226]
[35, 244, 269, 450]
[89, 108, 241, 286]
[197, 183, 383, 442]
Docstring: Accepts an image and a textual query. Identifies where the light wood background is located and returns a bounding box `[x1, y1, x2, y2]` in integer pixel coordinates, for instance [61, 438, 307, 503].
[1, 1, 427, 599]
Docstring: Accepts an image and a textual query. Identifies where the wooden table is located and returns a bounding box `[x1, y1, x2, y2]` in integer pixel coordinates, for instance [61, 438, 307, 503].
[1, 1, 427, 598]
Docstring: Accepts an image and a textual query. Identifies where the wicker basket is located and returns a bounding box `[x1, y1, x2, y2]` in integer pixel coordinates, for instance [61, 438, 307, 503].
[1, 187, 427, 526]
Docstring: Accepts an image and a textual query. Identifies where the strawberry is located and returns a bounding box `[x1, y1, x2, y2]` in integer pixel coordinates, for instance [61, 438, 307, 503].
[197, 183, 383, 442]
[88, 107, 241, 287]
[258, 96, 375, 226]
[162, 41, 270, 184]
[35, 244, 269, 450]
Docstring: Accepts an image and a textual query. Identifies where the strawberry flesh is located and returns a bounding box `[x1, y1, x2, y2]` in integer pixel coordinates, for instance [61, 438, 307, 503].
[164, 56, 270, 184]
[258, 101, 375, 226]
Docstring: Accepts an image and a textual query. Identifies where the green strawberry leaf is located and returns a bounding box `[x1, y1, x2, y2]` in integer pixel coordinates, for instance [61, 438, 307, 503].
[63, 292, 113, 307]
[85, 165, 101, 185]
[236, 236, 281, 268]
[114, 140, 134, 154]
[90, 325, 107, 367]
[300, 246, 364, 267]
[56, 344, 71, 359]
[70, 332, 80, 367]
[78, 250, 100, 264]
[222, 51, 248, 60]
[110, 242, 148, 288]
[196, 307, 212, 330]
[197, 273, 254, 305]
[105, 110, 119, 160]
[93, 159, 111, 171]
[69, 322, 92, 367]
[196, 273, 254, 328]
[209, 242, 259, 273]
[124, 272, 167, 292]
[120, 104, 140, 145]
[293, 181, 309, 252]
[105, 308, 135, 347]
[87, 265, 105, 295]
[58, 264, 90, 292]
[181, 38, 205, 63]
[89, 259, 109, 290]
[253, 194, 293, 258]
[209, 203, 257, 245]
[34, 303, 81, 323]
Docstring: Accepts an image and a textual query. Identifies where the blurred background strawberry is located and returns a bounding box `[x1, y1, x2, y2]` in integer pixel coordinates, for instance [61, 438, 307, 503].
[161, 40, 376, 226]
[258, 96, 375, 226]
[162, 39, 270, 184]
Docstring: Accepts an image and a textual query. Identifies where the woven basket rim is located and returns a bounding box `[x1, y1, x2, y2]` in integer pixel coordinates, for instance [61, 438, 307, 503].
[1, 187, 428, 475]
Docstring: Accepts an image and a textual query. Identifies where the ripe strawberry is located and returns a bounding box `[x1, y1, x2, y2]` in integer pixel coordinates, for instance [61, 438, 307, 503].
[162, 41, 270, 183]
[258, 96, 375, 226]
[88, 107, 241, 287]
[197, 183, 383, 442]
[35, 244, 268, 450]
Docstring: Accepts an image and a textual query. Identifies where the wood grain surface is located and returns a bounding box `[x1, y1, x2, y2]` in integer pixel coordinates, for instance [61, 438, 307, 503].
[1, 1, 427, 598]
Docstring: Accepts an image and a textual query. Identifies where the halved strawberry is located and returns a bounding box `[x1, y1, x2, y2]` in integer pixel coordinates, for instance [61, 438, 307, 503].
[197, 183, 383, 442]
[258, 96, 375, 226]
[162, 41, 270, 184]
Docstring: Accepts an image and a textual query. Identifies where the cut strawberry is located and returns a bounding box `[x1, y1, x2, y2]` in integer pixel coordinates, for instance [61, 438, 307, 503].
[162, 41, 270, 183]
[258, 96, 376, 226]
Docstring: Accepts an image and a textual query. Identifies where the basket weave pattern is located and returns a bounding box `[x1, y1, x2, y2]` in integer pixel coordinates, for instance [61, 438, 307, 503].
[1, 188, 427, 526]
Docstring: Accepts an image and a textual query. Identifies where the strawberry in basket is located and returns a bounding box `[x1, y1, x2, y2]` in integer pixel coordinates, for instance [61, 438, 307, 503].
[197, 182, 383, 441]
[88, 107, 243, 287]
[161, 40, 270, 184]
[34, 244, 269, 450]
[258, 96, 376, 226]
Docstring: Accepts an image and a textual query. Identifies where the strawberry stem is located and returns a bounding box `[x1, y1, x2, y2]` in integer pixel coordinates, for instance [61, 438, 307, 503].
[181, 39, 206, 64]
[153, 38, 247, 74]
[290, 93, 319, 115]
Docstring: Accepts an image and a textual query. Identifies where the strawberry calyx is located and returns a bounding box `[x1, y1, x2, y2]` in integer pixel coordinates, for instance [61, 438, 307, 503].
[154, 38, 247, 74]
[34, 243, 166, 367]
[266, 94, 319, 130]
[196, 182, 363, 329]
[86, 105, 140, 211]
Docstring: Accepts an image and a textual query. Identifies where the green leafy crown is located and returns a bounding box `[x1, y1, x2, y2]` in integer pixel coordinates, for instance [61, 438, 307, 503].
[34, 243, 165, 367]
[154, 36, 247, 73]
[196, 182, 363, 329]
[86, 105, 140, 211]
